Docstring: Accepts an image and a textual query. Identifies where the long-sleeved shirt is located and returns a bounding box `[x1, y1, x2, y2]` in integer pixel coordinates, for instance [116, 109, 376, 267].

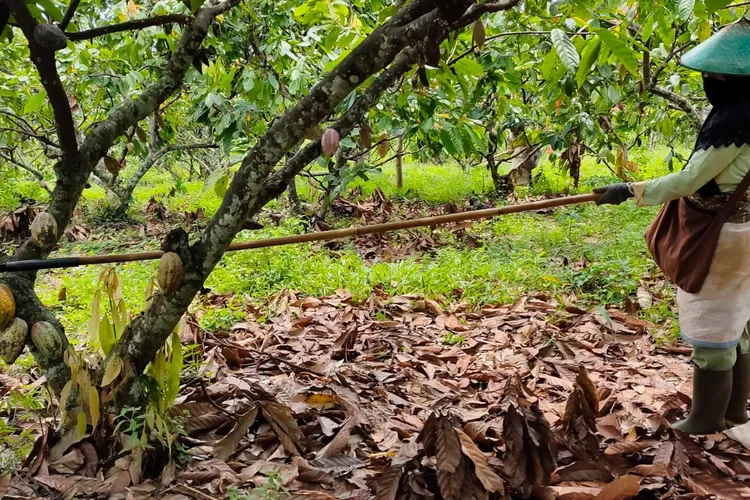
[632, 145, 750, 206]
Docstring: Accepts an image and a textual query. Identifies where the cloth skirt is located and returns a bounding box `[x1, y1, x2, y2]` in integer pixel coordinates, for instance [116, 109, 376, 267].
[678, 221, 750, 349]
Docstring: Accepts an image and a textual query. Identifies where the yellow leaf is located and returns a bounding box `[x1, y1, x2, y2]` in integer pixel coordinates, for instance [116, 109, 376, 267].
[473, 20, 486, 51]
[305, 393, 337, 409]
[216, 14, 224, 23]
[77, 410, 87, 438]
[89, 387, 100, 431]
[88, 290, 101, 343]
[698, 20, 711, 42]
[59, 380, 73, 415]
[101, 357, 123, 387]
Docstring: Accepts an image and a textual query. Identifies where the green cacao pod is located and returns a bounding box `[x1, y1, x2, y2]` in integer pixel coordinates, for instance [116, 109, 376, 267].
[157, 252, 183, 294]
[30, 212, 58, 249]
[31, 321, 63, 363]
[0, 318, 27, 365]
[0, 284, 15, 330]
[33, 23, 67, 51]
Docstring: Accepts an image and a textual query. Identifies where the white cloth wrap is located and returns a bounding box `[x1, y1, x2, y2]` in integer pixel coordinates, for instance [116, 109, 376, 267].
[678, 221, 750, 349]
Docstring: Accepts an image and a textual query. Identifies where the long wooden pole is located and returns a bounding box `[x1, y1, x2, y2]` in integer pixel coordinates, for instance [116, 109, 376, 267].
[0, 194, 599, 273]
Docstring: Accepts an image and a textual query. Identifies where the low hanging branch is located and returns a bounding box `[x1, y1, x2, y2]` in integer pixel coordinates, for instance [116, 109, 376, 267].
[65, 14, 193, 41]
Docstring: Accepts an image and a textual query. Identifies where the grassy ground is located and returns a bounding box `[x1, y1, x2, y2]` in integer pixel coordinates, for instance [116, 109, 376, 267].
[0, 144, 682, 472]
[2, 145, 679, 347]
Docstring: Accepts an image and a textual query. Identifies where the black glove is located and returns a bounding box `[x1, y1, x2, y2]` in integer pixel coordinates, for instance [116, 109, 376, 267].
[593, 183, 634, 206]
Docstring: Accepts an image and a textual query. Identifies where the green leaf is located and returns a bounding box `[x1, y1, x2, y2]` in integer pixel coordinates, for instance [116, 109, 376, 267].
[99, 317, 115, 356]
[101, 357, 122, 387]
[24, 92, 46, 114]
[705, 0, 732, 12]
[76, 410, 87, 438]
[454, 58, 484, 78]
[551, 29, 580, 71]
[678, 0, 695, 21]
[541, 49, 559, 81]
[576, 38, 602, 87]
[439, 128, 458, 156]
[595, 29, 639, 76]
[166, 331, 182, 407]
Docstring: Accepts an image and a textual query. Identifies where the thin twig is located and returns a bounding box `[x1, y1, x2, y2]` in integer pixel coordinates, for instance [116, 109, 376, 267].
[198, 378, 237, 418]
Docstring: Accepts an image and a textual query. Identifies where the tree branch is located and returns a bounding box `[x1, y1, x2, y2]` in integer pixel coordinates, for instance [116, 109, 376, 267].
[65, 14, 192, 41]
[0, 151, 52, 194]
[7, 0, 79, 163]
[108, 0, 448, 381]
[5, 0, 240, 395]
[59, 0, 81, 32]
[650, 85, 704, 130]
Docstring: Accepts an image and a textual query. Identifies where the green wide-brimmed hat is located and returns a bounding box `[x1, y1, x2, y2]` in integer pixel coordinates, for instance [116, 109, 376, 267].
[681, 17, 750, 76]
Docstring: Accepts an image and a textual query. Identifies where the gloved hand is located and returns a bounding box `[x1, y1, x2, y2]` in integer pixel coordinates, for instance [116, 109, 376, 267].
[593, 183, 634, 206]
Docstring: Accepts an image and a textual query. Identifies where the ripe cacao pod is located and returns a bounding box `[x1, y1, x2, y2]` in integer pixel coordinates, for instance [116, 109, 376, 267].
[30, 212, 58, 249]
[321, 128, 340, 157]
[0, 284, 15, 330]
[30, 321, 62, 363]
[157, 252, 183, 293]
[34, 23, 67, 51]
[0, 318, 27, 365]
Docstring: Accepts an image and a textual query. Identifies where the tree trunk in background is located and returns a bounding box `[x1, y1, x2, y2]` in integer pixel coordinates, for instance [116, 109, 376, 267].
[395, 137, 404, 190]
[287, 176, 301, 214]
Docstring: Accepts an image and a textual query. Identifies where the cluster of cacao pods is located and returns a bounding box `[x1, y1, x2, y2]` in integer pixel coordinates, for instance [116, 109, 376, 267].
[0, 284, 24, 364]
[0, 284, 64, 366]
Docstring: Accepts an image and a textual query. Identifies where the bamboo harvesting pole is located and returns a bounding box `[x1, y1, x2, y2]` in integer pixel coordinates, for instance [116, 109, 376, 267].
[0, 193, 599, 273]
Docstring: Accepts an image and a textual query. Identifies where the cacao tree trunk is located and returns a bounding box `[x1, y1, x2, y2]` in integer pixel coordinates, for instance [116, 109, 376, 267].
[395, 137, 404, 190]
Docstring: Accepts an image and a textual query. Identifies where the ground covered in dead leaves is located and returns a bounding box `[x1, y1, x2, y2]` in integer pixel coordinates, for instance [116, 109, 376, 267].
[7, 288, 750, 500]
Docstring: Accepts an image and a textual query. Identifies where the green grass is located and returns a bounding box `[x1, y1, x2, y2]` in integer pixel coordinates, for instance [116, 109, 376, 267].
[7, 144, 682, 350]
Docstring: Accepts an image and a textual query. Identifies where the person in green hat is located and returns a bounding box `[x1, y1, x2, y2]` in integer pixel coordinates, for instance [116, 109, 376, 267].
[594, 18, 750, 435]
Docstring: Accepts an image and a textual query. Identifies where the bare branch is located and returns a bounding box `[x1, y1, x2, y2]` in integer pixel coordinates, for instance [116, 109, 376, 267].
[59, 0, 81, 31]
[0, 150, 52, 194]
[7, 0, 79, 162]
[65, 14, 192, 41]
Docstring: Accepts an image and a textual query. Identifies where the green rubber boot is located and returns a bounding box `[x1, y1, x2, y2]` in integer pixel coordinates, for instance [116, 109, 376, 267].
[673, 366, 732, 434]
[726, 352, 750, 427]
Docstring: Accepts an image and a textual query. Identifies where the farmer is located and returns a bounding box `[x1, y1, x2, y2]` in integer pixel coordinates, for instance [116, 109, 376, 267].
[594, 18, 750, 434]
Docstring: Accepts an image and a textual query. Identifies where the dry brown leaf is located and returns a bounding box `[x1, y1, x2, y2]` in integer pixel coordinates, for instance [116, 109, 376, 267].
[685, 472, 750, 499]
[0, 475, 9, 499]
[376, 464, 404, 500]
[261, 401, 305, 455]
[603, 441, 655, 456]
[437, 455, 469, 500]
[503, 405, 527, 489]
[557, 460, 613, 482]
[436, 414, 461, 474]
[213, 406, 258, 460]
[456, 428, 504, 493]
[594, 475, 641, 500]
[316, 417, 356, 458]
